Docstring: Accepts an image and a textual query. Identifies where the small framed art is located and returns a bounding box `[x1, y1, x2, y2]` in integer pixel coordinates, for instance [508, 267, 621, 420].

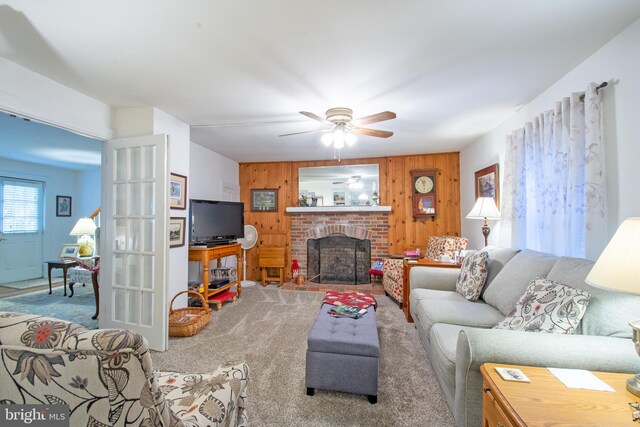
[333, 192, 346, 206]
[56, 195, 72, 217]
[475, 164, 499, 207]
[251, 189, 278, 212]
[169, 217, 186, 248]
[59, 244, 80, 258]
[170, 173, 187, 210]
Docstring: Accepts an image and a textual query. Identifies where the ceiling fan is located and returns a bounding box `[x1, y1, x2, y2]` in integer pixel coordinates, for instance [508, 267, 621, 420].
[279, 107, 396, 139]
[280, 107, 396, 160]
[332, 175, 361, 185]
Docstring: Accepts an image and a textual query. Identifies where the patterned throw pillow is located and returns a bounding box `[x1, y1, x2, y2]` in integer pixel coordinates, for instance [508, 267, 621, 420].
[494, 278, 591, 334]
[455, 250, 489, 301]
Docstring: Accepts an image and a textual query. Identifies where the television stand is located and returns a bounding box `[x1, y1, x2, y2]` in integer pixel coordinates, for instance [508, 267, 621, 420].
[188, 243, 243, 303]
[205, 240, 231, 247]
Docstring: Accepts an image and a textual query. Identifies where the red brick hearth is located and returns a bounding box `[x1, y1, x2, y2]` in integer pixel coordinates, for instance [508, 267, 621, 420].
[290, 212, 389, 279]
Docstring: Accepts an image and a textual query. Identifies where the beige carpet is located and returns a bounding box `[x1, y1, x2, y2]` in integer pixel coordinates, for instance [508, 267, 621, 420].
[151, 286, 455, 427]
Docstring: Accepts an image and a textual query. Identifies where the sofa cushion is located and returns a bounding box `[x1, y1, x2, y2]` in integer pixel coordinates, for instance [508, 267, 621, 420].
[494, 278, 591, 334]
[415, 297, 505, 338]
[456, 251, 489, 301]
[482, 249, 558, 315]
[410, 289, 467, 323]
[480, 246, 521, 297]
[548, 256, 640, 338]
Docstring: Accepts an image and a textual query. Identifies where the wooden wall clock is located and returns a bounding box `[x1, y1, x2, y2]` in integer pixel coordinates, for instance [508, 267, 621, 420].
[410, 169, 437, 218]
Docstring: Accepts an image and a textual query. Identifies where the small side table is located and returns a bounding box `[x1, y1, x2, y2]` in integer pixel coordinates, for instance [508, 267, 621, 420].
[481, 363, 637, 426]
[45, 259, 78, 296]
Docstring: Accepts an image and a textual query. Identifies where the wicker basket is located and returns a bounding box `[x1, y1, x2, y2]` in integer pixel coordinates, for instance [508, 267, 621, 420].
[169, 290, 212, 337]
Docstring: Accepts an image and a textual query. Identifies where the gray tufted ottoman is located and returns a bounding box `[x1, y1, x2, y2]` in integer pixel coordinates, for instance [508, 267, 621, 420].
[305, 303, 379, 403]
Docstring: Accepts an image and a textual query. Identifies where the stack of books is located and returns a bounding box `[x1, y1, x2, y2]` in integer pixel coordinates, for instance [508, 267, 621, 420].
[403, 250, 421, 259]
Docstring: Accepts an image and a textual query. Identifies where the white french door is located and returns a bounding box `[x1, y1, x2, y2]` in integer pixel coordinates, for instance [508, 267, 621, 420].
[101, 135, 169, 351]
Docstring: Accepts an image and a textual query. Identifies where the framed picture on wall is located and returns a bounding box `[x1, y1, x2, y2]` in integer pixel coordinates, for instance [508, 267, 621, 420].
[251, 189, 278, 212]
[169, 217, 186, 248]
[170, 173, 187, 210]
[56, 195, 72, 217]
[474, 163, 499, 207]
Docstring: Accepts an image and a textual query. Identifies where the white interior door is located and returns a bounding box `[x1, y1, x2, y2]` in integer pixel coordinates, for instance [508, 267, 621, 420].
[0, 178, 44, 283]
[101, 135, 169, 351]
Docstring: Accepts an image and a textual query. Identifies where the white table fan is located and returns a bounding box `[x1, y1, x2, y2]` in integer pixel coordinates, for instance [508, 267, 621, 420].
[238, 224, 258, 287]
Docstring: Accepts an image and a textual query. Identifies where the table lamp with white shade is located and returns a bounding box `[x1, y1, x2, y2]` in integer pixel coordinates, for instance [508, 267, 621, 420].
[585, 217, 640, 397]
[466, 197, 500, 247]
[70, 217, 97, 257]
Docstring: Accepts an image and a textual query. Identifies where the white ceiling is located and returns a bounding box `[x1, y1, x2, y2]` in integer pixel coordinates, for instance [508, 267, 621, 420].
[0, 112, 101, 171]
[1, 1, 639, 163]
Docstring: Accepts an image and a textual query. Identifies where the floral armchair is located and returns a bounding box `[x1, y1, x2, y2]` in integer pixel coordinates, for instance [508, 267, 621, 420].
[383, 236, 468, 305]
[424, 235, 468, 260]
[0, 312, 249, 427]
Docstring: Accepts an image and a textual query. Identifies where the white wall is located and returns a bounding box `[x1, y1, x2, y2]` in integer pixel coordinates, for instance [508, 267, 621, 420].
[76, 168, 101, 218]
[460, 18, 640, 258]
[153, 108, 191, 309]
[0, 157, 100, 277]
[189, 143, 239, 201]
[188, 142, 240, 283]
[0, 57, 112, 140]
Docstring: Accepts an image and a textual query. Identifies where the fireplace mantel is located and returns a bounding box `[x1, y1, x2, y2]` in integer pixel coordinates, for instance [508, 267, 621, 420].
[286, 206, 391, 213]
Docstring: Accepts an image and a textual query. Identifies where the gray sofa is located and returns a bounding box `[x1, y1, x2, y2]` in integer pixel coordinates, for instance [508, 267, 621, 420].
[409, 247, 640, 427]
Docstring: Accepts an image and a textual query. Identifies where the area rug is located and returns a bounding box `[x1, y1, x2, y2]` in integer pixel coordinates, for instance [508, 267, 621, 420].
[151, 286, 455, 427]
[1, 277, 60, 290]
[0, 284, 98, 330]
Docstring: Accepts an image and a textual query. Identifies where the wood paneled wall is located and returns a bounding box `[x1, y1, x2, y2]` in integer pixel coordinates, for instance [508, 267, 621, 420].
[239, 152, 460, 281]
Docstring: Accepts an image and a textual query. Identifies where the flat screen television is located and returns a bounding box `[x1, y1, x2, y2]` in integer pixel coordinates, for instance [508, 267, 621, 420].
[189, 199, 244, 246]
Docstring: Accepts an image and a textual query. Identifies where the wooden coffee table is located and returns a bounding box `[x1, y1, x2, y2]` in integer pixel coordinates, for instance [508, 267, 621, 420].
[481, 363, 638, 426]
[403, 258, 461, 322]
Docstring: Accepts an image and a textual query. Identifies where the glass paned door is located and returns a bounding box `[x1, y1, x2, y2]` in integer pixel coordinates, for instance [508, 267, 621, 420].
[101, 135, 168, 351]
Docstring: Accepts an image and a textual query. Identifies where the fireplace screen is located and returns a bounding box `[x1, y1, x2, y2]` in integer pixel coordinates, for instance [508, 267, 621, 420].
[307, 234, 371, 284]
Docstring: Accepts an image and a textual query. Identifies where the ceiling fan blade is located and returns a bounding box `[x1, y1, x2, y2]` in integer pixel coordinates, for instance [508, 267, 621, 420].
[279, 129, 324, 137]
[299, 111, 328, 123]
[353, 127, 394, 138]
[354, 111, 396, 126]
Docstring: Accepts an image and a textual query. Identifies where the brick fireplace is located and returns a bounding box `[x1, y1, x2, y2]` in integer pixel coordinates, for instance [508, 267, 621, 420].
[290, 211, 390, 280]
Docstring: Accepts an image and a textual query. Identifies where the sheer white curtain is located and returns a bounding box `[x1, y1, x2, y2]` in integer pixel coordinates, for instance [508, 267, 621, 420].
[501, 83, 607, 259]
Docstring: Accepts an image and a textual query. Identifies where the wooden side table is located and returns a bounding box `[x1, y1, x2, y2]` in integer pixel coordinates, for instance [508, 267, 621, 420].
[481, 363, 638, 426]
[45, 259, 78, 296]
[402, 258, 461, 322]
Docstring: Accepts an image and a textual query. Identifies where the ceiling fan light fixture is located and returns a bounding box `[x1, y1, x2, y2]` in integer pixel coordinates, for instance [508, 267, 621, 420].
[321, 133, 333, 146]
[333, 126, 345, 149]
[345, 132, 357, 146]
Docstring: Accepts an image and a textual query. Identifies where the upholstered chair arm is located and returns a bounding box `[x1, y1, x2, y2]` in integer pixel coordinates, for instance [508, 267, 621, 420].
[157, 361, 250, 427]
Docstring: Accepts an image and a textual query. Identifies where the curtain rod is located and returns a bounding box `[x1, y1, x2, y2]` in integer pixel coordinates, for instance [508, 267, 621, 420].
[579, 81, 608, 101]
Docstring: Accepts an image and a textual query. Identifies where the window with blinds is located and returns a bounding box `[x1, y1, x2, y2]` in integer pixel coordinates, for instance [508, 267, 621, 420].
[0, 177, 44, 233]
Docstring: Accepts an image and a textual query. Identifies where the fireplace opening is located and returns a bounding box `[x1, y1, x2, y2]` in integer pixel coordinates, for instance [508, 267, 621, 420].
[307, 234, 371, 284]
